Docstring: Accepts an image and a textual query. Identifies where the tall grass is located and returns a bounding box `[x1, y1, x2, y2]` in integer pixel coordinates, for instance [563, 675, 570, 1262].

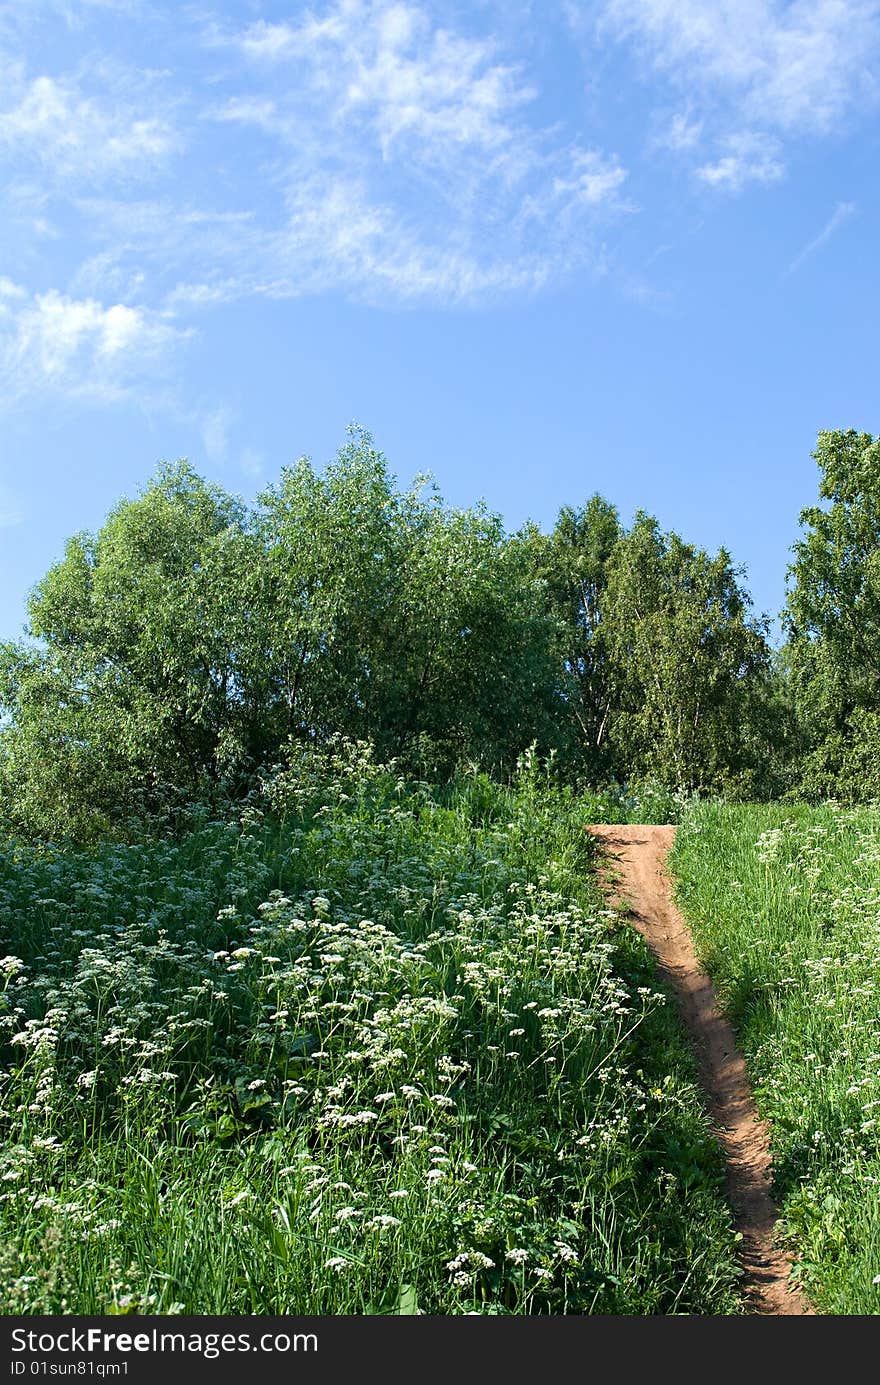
[672, 801, 880, 1314]
[0, 747, 740, 1314]
[575, 777, 693, 826]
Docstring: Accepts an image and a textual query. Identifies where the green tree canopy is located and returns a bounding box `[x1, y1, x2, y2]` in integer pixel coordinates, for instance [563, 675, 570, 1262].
[783, 428, 880, 799]
[0, 431, 560, 838]
[0, 426, 786, 841]
[520, 495, 622, 775]
[599, 515, 776, 793]
[529, 503, 777, 794]
[255, 431, 559, 771]
[0, 461, 259, 838]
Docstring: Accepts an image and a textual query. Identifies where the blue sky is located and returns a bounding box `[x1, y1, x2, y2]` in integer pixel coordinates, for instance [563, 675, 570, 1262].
[1, 0, 878, 643]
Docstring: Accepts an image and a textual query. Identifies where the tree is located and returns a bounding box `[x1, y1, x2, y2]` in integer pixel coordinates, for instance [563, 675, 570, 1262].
[599, 514, 776, 793]
[0, 427, 790, 843]
[0, 431, 562, 839]
[522, 496, 621, 774]
[257, 429, 559, 772]
[783, 428, 880, 799]
[0, 462, 260, 838]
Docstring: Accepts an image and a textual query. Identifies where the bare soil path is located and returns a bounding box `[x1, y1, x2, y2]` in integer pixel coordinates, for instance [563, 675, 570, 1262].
[587, 824, 811, 1316]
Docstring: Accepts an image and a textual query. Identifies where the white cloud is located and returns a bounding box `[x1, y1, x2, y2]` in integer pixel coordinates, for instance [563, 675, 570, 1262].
[270, 172, 556, 303]
[193, 2, 629, 304]
[0, 180, 60, 245]
[552, 148, 629, 208]
[0, 4, 634, 322]
[786, 199, 856, 273]
[590, 0, 880, 198]
[653, 110, 703, 152]
[70, 200, 262, 307]
[0, 278, 26, 302]
[695, 131, 785, 192]
[221, 20, 303, 64]
[164, 278, 251, 312]
[209, 96, 280, 135]
[0, 285, 191, 406]
[599, 0, 880, 134]
[0, 74, 178, 183]
[338, 10, 531, 161]
[219, 0, 535, 172]
[0, 0, 144, 39]
[200, 403, 233, 462]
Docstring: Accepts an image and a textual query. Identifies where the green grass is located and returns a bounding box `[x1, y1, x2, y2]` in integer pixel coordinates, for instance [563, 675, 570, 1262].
[0, 748, 741, 1315]
[671, 800, 880, 1314]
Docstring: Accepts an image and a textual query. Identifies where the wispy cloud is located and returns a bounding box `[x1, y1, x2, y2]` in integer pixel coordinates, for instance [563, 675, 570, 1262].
[1, 0, 871, 380]
[0, 72, 179, 183]
[199, 403, 233, 462]
[0, 0, 145, 41]
[0, 283, 191, 407]
[213, 0, 535, 166]
[599, 0, 880, 133]
[192, 0, 628, 304]
[0, 278, 26, 303]
[79, 170, 590, 314]
[786, 200, 857, 274]
[652, 110, 703, 152]
[593, 0, 880, 190]
[695, 131, 785, 193]
[270, 172, 562, 303]
[551, 148, 629, 208]
[17, 3, 629, 318]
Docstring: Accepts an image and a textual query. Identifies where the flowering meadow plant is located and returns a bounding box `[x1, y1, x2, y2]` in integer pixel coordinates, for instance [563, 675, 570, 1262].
[673, 802, 880, 1314]
[0, 747, 739, 1313]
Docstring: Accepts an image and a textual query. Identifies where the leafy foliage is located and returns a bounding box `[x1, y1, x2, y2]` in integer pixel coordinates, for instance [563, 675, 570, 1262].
[0, 462, 259, 839]
[3, 419, 878, 1315]
[672, 801, 880, 1313]
[599, 515, 777, 793]
[783, 429, 880, 800]
[0, 748, 740, 1314]
[520, 495, 621, 776]
[0, 432, 560, 839]
[3, 422, 879, 831]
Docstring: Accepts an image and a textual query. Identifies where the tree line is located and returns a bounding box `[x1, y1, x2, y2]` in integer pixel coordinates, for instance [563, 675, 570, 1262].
[0, 425, 876, 840]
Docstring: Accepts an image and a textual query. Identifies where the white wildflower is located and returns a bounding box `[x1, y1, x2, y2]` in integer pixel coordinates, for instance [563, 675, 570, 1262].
[224, 1190, 251, 1208]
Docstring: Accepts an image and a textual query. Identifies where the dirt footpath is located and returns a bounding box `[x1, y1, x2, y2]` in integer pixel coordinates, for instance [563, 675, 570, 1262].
[587, 824, 811, 1316]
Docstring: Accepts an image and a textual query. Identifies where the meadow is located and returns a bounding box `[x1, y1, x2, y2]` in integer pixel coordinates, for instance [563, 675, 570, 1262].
[2, 430, 878, 1316]
[0, 749, 740, 1315]
[672, 802, 880, 1314]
